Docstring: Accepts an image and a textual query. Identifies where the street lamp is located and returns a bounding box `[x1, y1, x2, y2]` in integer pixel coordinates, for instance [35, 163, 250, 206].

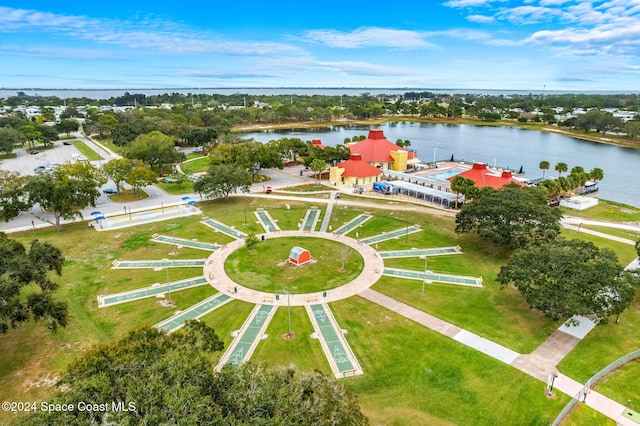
[168, 223, 178, 255]
[162, 258, 173, 305]
[283, 286, 291, 339]
[420, 255, 431, 296]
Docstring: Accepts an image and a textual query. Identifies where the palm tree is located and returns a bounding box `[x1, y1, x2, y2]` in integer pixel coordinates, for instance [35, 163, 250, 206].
[539, 160, 550, 179]
[555, 162, 568, 177]
[589, 167, 604, 183]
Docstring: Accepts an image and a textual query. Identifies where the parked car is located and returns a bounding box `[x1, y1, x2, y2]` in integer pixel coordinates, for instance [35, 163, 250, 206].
[72, 154, 88, 161]
[30, 151, 38, 155]
[63, 141, 72, 145]
[102, 188, 119, 194]
[34, 166, 46, 173]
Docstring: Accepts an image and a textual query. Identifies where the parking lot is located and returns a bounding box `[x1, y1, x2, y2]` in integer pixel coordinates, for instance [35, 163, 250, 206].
[2, 142, 86, 176]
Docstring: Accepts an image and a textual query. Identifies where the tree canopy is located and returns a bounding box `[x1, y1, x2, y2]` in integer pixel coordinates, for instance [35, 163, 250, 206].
[0, 233, 67, 333]
[124, 131, 184, 174]
[17, 322, 367, 425]
[25, 162, 106, 232]
[497, 238, 639, 324]
[455, 184, 561, 249]
[194, 164, 251, 199]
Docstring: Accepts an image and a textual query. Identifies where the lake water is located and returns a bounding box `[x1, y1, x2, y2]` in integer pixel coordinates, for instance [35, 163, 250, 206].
[240, 122, 640, 208]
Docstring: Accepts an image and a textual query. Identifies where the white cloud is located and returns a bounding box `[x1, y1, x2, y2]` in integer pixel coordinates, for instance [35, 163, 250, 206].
[443, 0, 497, 7]
[258, 56, 418, 77]
[0, 45, 122, 59]
[0, 7, 303, 57]
[303, 27, 436, 49]
[466, 14, 495, 23]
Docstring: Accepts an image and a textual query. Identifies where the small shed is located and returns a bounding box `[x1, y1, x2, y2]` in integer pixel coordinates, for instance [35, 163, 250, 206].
[289, 246, 311, 266]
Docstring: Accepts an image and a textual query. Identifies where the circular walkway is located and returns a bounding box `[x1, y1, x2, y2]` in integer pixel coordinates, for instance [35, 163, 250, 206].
[202, 230, 385, 306]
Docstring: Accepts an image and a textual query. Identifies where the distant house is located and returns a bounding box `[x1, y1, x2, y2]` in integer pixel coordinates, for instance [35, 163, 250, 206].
[329, 154, 383, 189]
[347, 130, 419, 172]
[448, 163, 525, 189]
[289, 246, 311, 266]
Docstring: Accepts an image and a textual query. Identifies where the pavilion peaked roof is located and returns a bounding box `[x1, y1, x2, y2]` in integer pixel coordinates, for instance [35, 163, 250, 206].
[449, 163, 525, 189]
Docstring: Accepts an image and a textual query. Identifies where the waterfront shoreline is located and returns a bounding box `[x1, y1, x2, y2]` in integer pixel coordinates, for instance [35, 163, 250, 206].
[232, 116, 640, 150]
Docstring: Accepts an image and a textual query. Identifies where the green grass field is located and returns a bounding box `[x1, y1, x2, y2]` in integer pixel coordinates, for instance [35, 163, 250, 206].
[225, 237, 364, 294]
[0, 195, 638, 424]
[71, 140, 102, 160]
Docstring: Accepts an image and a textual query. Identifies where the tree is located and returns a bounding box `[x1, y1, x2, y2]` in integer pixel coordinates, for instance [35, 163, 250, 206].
[589, 167, 604, 183]
[96, 113, 119, 138]
[36, 123, 60, 147]
[455, 184, 561, 249]
[497, 239, 639, 324]
[0, 234, 67, 334]
[310, 158, 327, 183]
[0, 170, 29, 221]
[193, 164, 251, 199]
[554, 162, 568, 177]
[245, 233, 259, 251]
[102, 158, 136, 192]
[124, 131, 184, 174]
[56, 119, 79, 136]
[25, 162, 106, 232]
[17, 323, 367, 425]
[125, 163, 157, 196]
[0, 126, 24, 154]
[539, 160, 550, 179]
[19, 124, 42, 149]
[449, 175, 475, 208]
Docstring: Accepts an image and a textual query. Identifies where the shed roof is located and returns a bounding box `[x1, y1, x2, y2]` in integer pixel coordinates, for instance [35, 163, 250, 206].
[336, 154, 383, 178]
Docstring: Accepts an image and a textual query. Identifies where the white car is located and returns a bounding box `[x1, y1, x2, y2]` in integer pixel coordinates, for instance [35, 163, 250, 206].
[72, 154, 88, 161]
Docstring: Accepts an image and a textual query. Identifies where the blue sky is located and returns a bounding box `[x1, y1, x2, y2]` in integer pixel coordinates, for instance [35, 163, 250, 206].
[2, 0, 640, 90]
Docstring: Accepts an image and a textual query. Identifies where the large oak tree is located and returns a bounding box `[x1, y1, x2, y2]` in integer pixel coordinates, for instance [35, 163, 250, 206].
[455, 184, 561, 249]
[497, 238, 639, 324]
[0, 234, 67, 333]
[17, 322, 368, 425]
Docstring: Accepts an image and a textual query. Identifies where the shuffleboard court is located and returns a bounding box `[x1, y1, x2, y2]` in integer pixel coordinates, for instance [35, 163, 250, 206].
[301, 209, 320, 231]
[216, 304, 275, 370]
[360, 226, 421, 244]
[112, 259, 206, 269]
[151, 234, 221, 251]
[334, 214, 371, 235]
[383, 267, 483, 287]
[308, 304, 361, 376]
[378, 246, 462, 258]
[154, 293, 232, 333]
[254, 210, 280, 233]
[201, 219, 247, 240]
[98, 276, 209, 307]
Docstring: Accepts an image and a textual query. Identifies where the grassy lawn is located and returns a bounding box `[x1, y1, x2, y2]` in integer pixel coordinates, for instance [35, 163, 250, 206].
[595, 360, 640, 408]
[71, 140, 102, 160]
[156, 180, 194, 194]
[0, 195, 638, 424]
[560, 228, 638, 266]
[560, 200, 640, 223]
[181, 156, 210, 174]
[0, 153, 18, 160]
[225, 237, 364, 294]
[106, 188, 149, 202]
[560, 404, 615, 425]
[93, 138, 124, 156]
[282, 183, 332, 192]
[580, 225, 640, 242]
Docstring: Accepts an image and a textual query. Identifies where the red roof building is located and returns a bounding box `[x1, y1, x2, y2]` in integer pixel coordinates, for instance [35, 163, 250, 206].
[449, 163, 525, 189]
[348, 130, 418, 171]
[329, 154, 382, 189]
[311, 139, 326, 149]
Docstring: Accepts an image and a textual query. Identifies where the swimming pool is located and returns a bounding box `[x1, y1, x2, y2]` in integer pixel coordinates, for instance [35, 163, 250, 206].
[430, 170, 463, 181]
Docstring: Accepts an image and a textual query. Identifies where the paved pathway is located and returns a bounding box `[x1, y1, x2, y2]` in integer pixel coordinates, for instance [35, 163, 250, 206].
[561, 219, 637, 245]
[359, 289, 636, 425]
[319, 192, 337, 232]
